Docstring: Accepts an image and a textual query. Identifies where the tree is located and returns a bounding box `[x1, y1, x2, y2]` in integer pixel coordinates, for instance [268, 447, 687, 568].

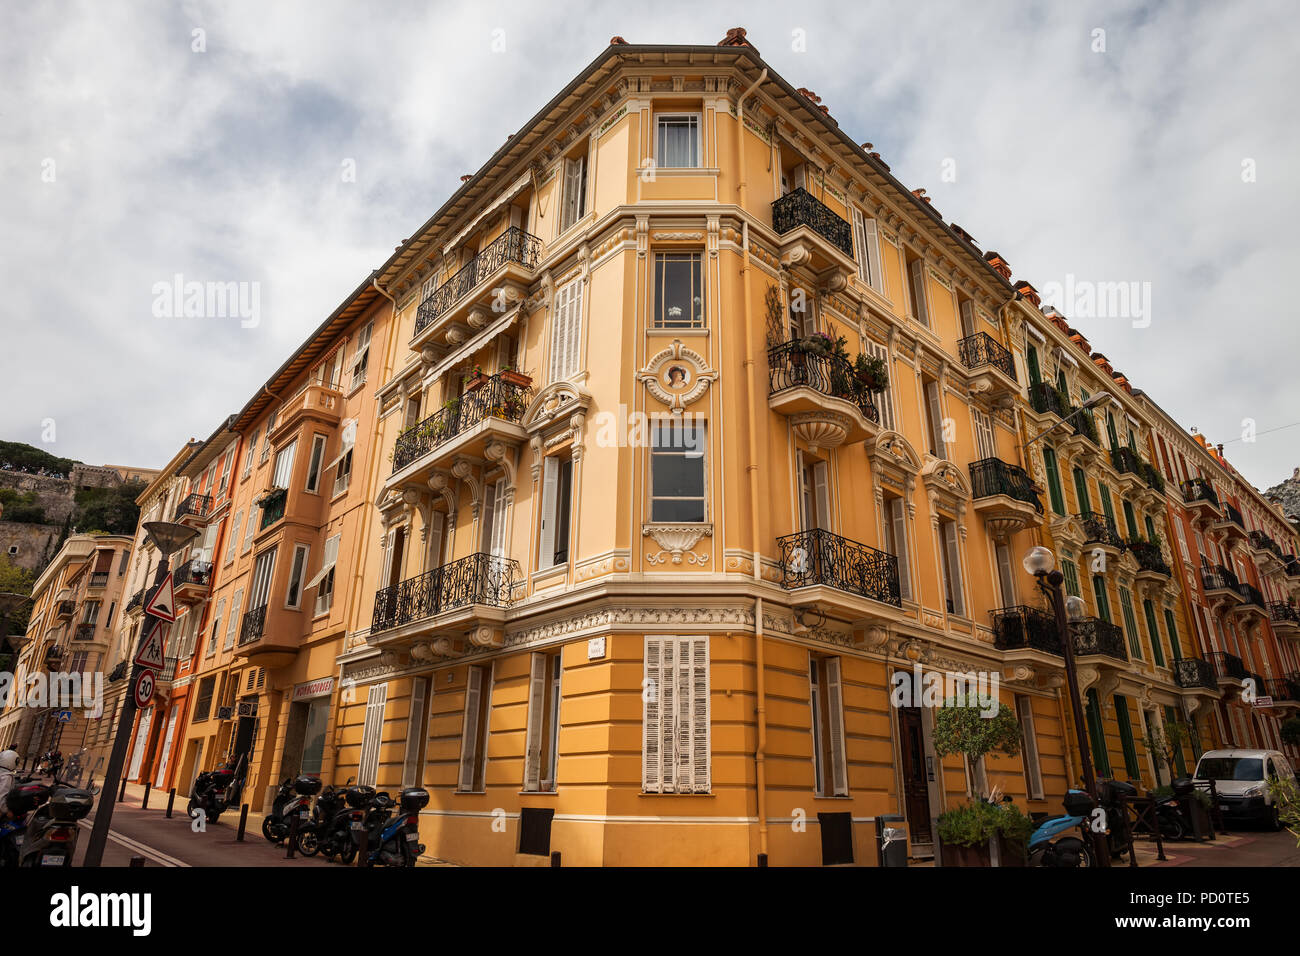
[931, 691, 1022, 796]
[72, 480, 146, 536]
[1281, 717, 1300, 749]
[1146, 718, 1191, 777]
[0, 555, 36, 637]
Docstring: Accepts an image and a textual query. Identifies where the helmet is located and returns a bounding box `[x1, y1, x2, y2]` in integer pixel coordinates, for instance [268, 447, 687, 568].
[0, 750, 18, 772]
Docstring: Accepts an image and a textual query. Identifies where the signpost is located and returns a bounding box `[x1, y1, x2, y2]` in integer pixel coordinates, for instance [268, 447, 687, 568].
[133, 669, 155, 709]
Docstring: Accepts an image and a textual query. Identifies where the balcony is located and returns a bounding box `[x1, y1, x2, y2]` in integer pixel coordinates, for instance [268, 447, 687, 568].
[1284, 556, 1300, 582]
[1211, 502, 1248, 548]
[777, 528, 902, 617]
[54, 599, 75, 622]
[1179, 477, 1222, 526]
[1128, 537, 1171, 583]
[257, 487, 288, 532]
[770, 187, 855, 275]
[1028, 382, 1072, 420]
[1201, 564, 1244, 607]
[72, 623, 97, 643]
[991, 605, 1062, 658]
[1265, 678, 1300, 710]
[1109, 447, 1145, 496]
[370, 553, 521, 645]
[1230, 581, 1268, 625]
[125, 588, 145, 616]
[173, 493, 213, 529]
[767, 341, 879, 451]
[238, 604, 268, 647]
[1173, 656, 1218, 692]
[1060, 407, 1102, 466]
[155, 657, 180, 695]
[968, 458, 1043, 538]
[956, 332, 1017, 402]
[88, 571, 110, 589]
[1070, 617, 1128, 663]
[1269, 602, 1300, 638]
[1137, 461, 1166, 496]
[269, 381, 343, 443]
[411, 226, 542, 351]
[1248, 530, 1285, 574]
[173, 560, 213, 606]
[1209, 650, 1247, 685]
[389, 373, 533, 484]
[1078, 512, 1125, 558]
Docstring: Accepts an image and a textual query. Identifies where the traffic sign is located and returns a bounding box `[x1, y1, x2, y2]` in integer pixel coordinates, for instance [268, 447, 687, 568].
[133, 668, 155, 708]
[144, 572, 177, 622]
[56, 710, 72, 723]
[133, 618, 170, 670]
[1254, 696, 1274, 708]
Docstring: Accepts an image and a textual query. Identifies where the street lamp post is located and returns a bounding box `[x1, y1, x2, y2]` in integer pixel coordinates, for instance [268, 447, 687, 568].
[82, 521, 198, 868]
[1023, 545, 1111, 868]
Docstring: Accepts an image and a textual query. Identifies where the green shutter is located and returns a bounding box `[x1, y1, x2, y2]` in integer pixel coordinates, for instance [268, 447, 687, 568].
[1086, 689, 1111, 777]
[1119, 586, 1141, 657]
[1123, 501, 1139, 539]
[1106, 412, 1120, 449]
[1144, 515, 1157, 541]
[1093, 575, 1113, 622]
[1027, 346, 1042, 388]
[1072, 467, 1090, 513]
[1062, 559, 1081, 598]
[1163, 609, 1182, 660]
[1164, 705, 1187, 775]
[1099, 483, 1117, 527]
[1043, 447, 1065, 516]
[1115, 696, 1140, 778]
[1142, 599, 1165, 667]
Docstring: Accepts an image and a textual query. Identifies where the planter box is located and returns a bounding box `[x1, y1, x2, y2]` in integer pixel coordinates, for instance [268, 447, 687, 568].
[938, 835, 1026, 867]
[1182, 796, 1212, 840]
[464, 374, 490, 392]
[500, 370, 532, 388]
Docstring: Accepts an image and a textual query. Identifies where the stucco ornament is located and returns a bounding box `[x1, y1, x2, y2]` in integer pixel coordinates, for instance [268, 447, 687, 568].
[642, 523, 712, 564]
[638, 339, 716, 415]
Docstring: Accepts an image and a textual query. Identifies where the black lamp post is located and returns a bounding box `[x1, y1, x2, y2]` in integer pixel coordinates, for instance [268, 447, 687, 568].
[82, 520, 198, 867]
[1023, 545, 1111, 868]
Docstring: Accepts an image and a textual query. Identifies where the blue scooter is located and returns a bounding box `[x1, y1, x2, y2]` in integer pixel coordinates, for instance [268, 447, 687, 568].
[357, 787, 429, 867]
[1028, 782, 1133, 867]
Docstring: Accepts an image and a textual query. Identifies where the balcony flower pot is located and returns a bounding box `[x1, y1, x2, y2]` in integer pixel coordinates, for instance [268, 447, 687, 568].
[853, 353, 889, 392]
[464, 373, 490, 392]
[500, 369, 532, 388]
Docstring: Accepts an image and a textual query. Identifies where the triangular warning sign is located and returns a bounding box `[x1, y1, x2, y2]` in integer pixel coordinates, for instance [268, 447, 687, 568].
[144, 572, 177, 622]
[134, 619, 169, 670]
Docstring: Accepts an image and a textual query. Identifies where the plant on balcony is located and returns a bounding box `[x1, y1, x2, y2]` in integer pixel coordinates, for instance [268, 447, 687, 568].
[498, 363, 532, 388]
[257, 486, 288, 511]
[852, 352, 888, 391]
[463, 363, 490, 391]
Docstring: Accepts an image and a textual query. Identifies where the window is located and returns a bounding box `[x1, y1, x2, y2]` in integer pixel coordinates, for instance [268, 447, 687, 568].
[81, 601, 100, 625]
[797, 453, 830, 532]
[1043, 447, 1065, 516]
[193, 676, 216, 722]
[207, 598, 225, 656]
[480, 480, 508, 559]
[1062, 558, 1081, 598]
[655, 113, 700, 168]
[972, 407, 996, 461]
[650, 421, 705, 522]
[642, 636, 710, 793]
[864, 339, 895, 431]
[271, 440, 296, 489]
[1163, 608, 1183, 659]
[1119, 586, 1141, 658]
[938, 517, 965, 616]
[882, 496, 912, 601]
[548, 278, 583, 382]
[1092, 575, 1112, 622]
[224, 588, 243, 650]
[458, 665, 492, 792]
[350, 322, 373, 390]
[260, 415, 276, 463]
[523, 651, 562, 792]
[809, 654, 848, 797]
[1115, 695, 1140, 779]
[242, 506, 257, 553]
[851, 207, 885, 293]
[560, 152, 587, 232]
[1016, 696, 1044, 799]
[401, 676, 431, 789]
[1143, 599, 1166, 667]
[653, 252, 705, 329]
[242, 429, 259, 477]
[537, 456, 573, 570]
[248, 548, 277, 617]
[333, 448, 353, 496]
[217, 449, 233, 497]
[304, 435, 327, 493]
[994, 541, 1017, 607]
[225, 512, 243, 565]
[907, 257, 930, 327]
[307, 533, 341, 615]
[923, 380, 945, 458]
[104, 601, 114, 630]
[1085, 689, 1111, 777]
[358, 683, 387, 788]
[285, 544, 309, 609]
[119, 549, 130, 574]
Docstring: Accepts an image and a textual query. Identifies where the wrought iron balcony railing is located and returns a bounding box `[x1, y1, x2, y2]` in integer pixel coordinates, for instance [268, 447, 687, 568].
[56, 599, 75, 617]
[1235, 581, 1266, 609]
[1209, 650, 1247, 682]
[158, 657, 179, 682]
[1269, 602, 1300, 626]
[1071, 408, 1100, 445]
[969, 458, 1043, 513]
[1078, 512, 1125, 550]
[770, 187, 853, 257]
[173, 560, 213, 589]
[73, 623, 96, 642]
[1180, 476, 1219, 508]
[957, 332, 1016, 381]
[88, 571, 109, 588]
[414, 227, 542, 336]
[1201, 564, 1240, 593]
[239, 604, 268, 646]
[1173, 656, 1217, 690]
[777, 528, 901, 607]
[126, 589, 144, 612]
[1220, 502, 1245, 530]
[767, 341, 880, 424]
[1265, 678, 1297, 702]
[1110, 446, 1140, 476]
[1250, 530, 1283, 558]
[1137, 461, 1165, 494]
[173, 493, 213, 522]
[1029, 382, 1072, 419]
[371, 552, 521, 634]
[391, 373, 533, 473]
[1071, 617, 1128, 662]
[990, 605, 1061, 655]
[1128, 538, 1170, 576]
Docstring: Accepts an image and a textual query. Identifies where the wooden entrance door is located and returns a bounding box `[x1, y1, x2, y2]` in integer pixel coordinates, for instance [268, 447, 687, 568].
[897, 705, 932, 844]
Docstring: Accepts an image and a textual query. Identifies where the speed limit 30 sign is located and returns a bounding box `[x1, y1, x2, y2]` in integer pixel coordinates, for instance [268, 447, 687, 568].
[133, 668, 156, 708]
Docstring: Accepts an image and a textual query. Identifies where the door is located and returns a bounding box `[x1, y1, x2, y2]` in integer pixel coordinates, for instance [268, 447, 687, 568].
[154, 707, 179, 788]
[127, 707, 154, 780]
[232, 710, 256, 766]
[897, 702, 932, 844]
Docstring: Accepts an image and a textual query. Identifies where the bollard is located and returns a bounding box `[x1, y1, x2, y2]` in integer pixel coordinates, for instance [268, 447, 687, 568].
[550, 850, 561, 867]
[166, 788, 176, 819]
[757, 853, 768, 868]
[236, 804, 249, 842]
[119, 776, 128, 801]
[141, 782, 151, 810]
[129, 856, 145, 867]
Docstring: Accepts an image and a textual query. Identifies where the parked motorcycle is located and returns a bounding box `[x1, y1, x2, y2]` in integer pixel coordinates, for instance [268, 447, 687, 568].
[36, 750, 63, 778]
[262, 775, 323, 845]
[356, 788, 428, 868]
[1, 779, 52, 868]
[187, 755, 246, 826]
[1132, 776, 1195, 841]
[294, 780, 360, 861]
[1028, 781, 1133, 867]
[18, 783, 94, 867]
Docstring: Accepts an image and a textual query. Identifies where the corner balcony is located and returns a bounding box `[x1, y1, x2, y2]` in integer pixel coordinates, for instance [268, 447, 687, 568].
[1269, 602, 1300, 639]
[1201, 564, 1244, 608]
[1078, 511, 1125, 561]
[387, 373, 533, 490]
[1028, 382, 1072, 421]
[369, 552, 521, 653]
[234, 603, 299, 668]
[125, 588, 145, 617]
[1229, 580, 1268, 625]
[87, 571, 109, 589]
[410, 226, 542, 353]
[54, 599, 75, 622]
[1248, 530, 1285, 574]
[1128, 537, 1172, 585]
[1209, 650, 1247, 688]
[1179, 477, 1222, 526]
[1070, 617, 1128, 664]
[968, 458, 1043, 538]
[1172, 656, 1219, 693]
[767, 341, 880, 451]
[777, 528, 901, 622]
[269, 382, 343, 443]
[957, 332, 1018, 403]
[1211, 502, 1249, 549]
[173, 493, 213, 530]
[173, 560, 213, 606]
[991, 605, 1063, 668]
[72, 623, 97, 643]
[770, 188, 856, 286]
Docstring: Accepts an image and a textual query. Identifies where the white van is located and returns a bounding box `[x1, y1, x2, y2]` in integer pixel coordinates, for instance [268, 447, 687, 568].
[1192, 749, 1294, 829]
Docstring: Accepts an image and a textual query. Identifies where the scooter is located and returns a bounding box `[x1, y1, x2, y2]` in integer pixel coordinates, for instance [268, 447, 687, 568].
[0, 779, 52, 868]
[358, 788, 428, 868]
[187, 754, 246, 826]
[1028, 781, 1134, 867]
[262, 775, 323, 845]
[294, 780, 358, 861]
[17, 780, 94, 867]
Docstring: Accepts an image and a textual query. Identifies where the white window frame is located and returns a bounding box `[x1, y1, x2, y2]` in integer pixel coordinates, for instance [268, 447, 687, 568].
[350, 322, 373, 391]
[939, 517, 965, 617]
[207, 599, 225, 657]
[864, 338, 895, 432]
[225, 511, 242, 566]
[357, 683, 387, 788]
[649, 420, 707, 524]
[560, 152, 587, 233]
[654, 112, 701, 169]
[851, 206, 885, 294]
[307, 533, 341, 616]
[457, 664, 493, 793]
[285, 543, 310, 609]
[224, 588, 243, 651]
[548, 277, 584, 383]
[809, 654, 849, 797]
[271, 439, 297, 489]
[1017, 695, 1045, 800]
[642, 635, 710, 794]
[304, 434, 327, 494]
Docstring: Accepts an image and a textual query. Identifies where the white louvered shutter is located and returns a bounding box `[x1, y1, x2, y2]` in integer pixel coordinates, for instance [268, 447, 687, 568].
[890, 497, 911, 600]
[426, 512, 444, 570]
[996, 542, 1017, 606]
[565, 280, 583, 379]
[643, 637, 663, 792]
[480, 481, 497, 556]
[401, 677, 426, 789]
[865, 339, 895, 431]
[825, 657, 848, 796]
[359, 683, 387, 788]
[688, 637, 711, 793]
[538, 456, 559, 568]
[943, 522, 965, 616]
[225, 512, 242, 564]
[812, 460, 831, 531]
[523, 653, 547, 791]
[926, 381, 946, 458]
[490, 480, 508, 558]
[458, 667, 483, 791]
[909, 259, 930, 327]
[224, 589, 243, 650]
[960, 299, 977, 338]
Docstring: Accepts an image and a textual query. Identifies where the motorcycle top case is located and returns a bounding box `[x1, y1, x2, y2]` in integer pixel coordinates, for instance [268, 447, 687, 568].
[47, 788, 94, 821]
[293, 775, 324, 796]
[1062, 789, 1096, 817]
[1099, 779, 1137, 804]
[344, 786, 376, 808]
[399, 788, 430, 812]
[5, 782, 51, 814]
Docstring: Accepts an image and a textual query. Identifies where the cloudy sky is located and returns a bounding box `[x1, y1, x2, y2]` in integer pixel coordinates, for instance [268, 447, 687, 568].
[2, 1, 1296, 491]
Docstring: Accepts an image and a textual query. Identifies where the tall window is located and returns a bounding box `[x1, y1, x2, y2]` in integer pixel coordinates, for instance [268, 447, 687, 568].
[809, 654, 848, 797]
[642, 636, 710, 794]
[1119, 586, 1141, 659]
[907, 257, 930, 328]
[523, 651, 562, 792]
[248, 547, 277, 620]
[304, 434, 327, 493]
[655, 114, 700, 168]
[1085, 689, 1111, 777]
[560, 152, 587, 232]
[207, 598, 225, 657]
[271, 440, 296, 489]
[401, 676, 430, 789]
[923, 379, 946, 458]
[548, 278, 584, 382]
[538, 456, 574, 569]
[350, 322, 373, 390]
[1092, 575, 1112, 622]
[1016, 696, 1044, 799]
[1143, 599, 1166, 667]
[480, 480, 508, 559]
[225, 512, 242, 565]
[308, 533, 340, 615]
[242, 428, 259, 478]
[851, 207, 884, 293]
[972, 407, 996, 461]
[358, 683, 387, 788]
[1114, 695, 1140, 778]
[193, 676, 216, 722]
[458, 664, 492, 792]
[224, 588, 243, 650]
[650, 421, 706, 522]
[653, 252, 705, 329]
[1163, 608, 1183, 659]
[881, 495, 911, 601]
[938, 517, 965, 616]
[1043, 447, 1065, 515]
[864, 339, 894, 431]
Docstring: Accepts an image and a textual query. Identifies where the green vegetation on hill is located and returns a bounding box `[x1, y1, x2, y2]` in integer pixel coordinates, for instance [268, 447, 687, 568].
[0, 440, 78, 476]
[73, 481, 146, 536]
[0, 488, 45, 524]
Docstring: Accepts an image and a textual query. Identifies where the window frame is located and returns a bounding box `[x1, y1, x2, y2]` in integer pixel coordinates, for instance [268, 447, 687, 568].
[653, 112, 702, 169]
[649, 419, 707, 524]
[652, 250, 706, 330]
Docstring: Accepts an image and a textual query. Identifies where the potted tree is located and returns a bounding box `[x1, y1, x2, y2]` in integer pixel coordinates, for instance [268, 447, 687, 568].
[1146, 718, 1209, 839]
